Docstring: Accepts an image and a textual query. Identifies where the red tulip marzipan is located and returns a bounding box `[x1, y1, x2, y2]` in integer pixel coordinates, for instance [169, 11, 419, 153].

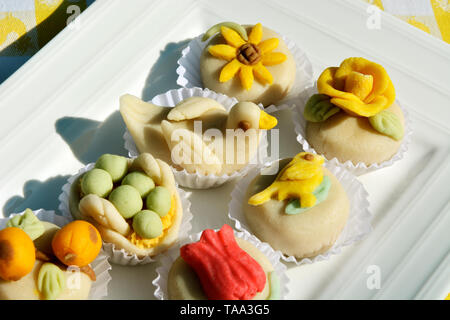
[180, 224, 266, 300]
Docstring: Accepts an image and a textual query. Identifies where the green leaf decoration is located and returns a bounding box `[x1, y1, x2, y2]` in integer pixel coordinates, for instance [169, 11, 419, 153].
[202, 22, 248, 42]
[369, 110, 404, 141]
[6, 208, 44, 240]
[285, 176, 331, 215]
[267, 272, 281, 300]
[37, 263, 66, 300]
[304, 94, 340, 122]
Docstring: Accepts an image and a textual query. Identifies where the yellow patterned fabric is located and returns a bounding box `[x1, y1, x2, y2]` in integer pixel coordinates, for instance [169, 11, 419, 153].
[0, 1, 448, 83]
[363, 0, 450, 43]
[0, 0, 89, 82]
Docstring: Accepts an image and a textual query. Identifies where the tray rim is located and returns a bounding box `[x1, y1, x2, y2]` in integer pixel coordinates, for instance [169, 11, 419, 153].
[0, 0, 449, 300]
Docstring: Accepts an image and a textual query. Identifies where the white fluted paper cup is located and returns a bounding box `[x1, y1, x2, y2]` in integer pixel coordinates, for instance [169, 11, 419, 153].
[58, 162, 193, 266]
[228, 159, 372, 265]
[0, 209, 112, 300]
[292, 86, 413, 176]
[124, 87, 273, 189]
[176, 30, 313, 108]
[152, 227, 289, 300]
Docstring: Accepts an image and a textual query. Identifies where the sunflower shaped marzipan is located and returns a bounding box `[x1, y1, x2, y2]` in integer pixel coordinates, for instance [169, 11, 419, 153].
[208, 23, 287, 91]
[317, 57, 395, 117]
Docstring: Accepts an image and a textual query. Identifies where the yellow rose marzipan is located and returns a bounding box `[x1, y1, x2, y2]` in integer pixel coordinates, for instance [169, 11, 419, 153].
[317, 57, 395, 117]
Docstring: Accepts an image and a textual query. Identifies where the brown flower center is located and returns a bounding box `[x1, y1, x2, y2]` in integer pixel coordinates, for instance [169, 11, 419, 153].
[237, 43, 261, 65]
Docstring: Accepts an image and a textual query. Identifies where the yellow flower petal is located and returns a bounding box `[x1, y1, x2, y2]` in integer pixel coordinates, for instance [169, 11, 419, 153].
[344, 71, 374, 101]
[261, 52, 287, 66]
[383, 79, 396, 108]
[334, 57, 389, 103]
[253, 63, 273, 85]
[221, 26, 246, 48]
[219, 58, 242, 82]
[208, 44, 237, 61]
[331, 95, 388, 117]
[248, 23, 263, 45]
[332, 79, 395, 117]
[317, 58, 396, 117]
[257, 38, 279, 54]
[239, 65, 254, 90]
[317, 67, 361, 102]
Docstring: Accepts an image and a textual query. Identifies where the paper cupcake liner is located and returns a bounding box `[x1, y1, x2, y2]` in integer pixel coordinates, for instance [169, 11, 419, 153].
[292, 86, 413, 176]
[152, 227, 289, 300]
[0, 209, 112, 300]
[123, 87, 272, 189]
[228, 159, 372, 265]
[176, 32, 314, 108]
[58, 162, 193, 266]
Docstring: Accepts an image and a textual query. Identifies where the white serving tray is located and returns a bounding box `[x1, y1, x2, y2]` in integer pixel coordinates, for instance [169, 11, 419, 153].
[0, 0, 449, 300]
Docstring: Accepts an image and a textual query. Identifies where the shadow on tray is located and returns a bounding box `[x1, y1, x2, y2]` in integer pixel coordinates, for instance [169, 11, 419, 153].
[2, 111, 128, 216]
[53, 38, 194, 165]
[2, 38, 193, 218]
[3, 176, 71, 217]
[141, 39, 192, 101]
[55, 111, 130, 165]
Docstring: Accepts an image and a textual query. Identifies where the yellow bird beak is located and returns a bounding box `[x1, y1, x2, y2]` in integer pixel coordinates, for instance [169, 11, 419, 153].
[258, 110, 277, 129]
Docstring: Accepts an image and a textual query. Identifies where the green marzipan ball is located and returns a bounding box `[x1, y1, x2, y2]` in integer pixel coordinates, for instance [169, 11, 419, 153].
[132, 210, 163, 239]
[81, 168, 113, 198]
[108, 185, 143, 219]
[121, 172, 155, 198]
[146, 186, 171, 217]
[95, 154, 128, 183]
